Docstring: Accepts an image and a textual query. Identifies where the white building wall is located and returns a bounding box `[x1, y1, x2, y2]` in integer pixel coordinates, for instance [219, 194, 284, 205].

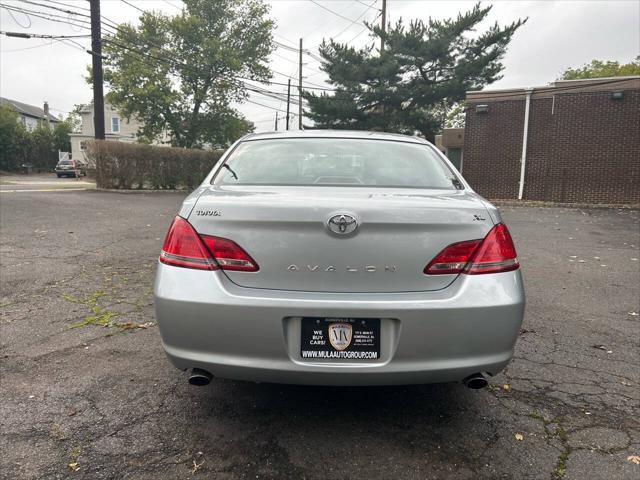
[80, 103, 144, 139]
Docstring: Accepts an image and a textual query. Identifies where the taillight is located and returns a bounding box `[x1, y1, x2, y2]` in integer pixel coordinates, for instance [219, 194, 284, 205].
[200, 236, 259, 272]
[160, 216, 218, 270]
[159, 216, 259, 272]
[423, 239, 482, 274]
[424, 223, 518, 275]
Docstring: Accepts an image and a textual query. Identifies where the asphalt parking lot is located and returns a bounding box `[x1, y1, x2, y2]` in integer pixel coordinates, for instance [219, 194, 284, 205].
[1, 189, 638, 479]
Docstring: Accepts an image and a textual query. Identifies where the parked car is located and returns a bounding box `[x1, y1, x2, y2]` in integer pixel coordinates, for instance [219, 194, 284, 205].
[55, 159, 87, 178]
[154, 131, 525, 388]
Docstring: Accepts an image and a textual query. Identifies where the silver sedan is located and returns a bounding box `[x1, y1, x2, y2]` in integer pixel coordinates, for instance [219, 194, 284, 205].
[154, 131, 525, 387]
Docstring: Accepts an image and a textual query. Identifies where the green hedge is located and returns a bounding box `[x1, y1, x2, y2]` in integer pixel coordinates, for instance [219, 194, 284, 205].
[88, 140, 223, 190]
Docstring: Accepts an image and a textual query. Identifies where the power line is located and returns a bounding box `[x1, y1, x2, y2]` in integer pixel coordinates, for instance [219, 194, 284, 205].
[356, 0, 381, 12]
[330, 0, 376, 41]
[0, 4, 345, 94]
[45, 0, 89, 12]
[309, 0, 362, 25]
[1, 41, 53, 52]
[120, 0, 145, 14]
[20, 0, 90, 18]
[2, 3, 393, 98]
[0, 3, 95, 31]
[346, 19, 376, 44]
[4, 6, 32, 28]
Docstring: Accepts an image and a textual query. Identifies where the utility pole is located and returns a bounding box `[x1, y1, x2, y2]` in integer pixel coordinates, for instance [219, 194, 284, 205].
[286, 79, 291, 130]
[89, 0, 105, 140]
[298, 38, 303, 130]
[274, 113, 278, 131]
[380, 0, 387, 52]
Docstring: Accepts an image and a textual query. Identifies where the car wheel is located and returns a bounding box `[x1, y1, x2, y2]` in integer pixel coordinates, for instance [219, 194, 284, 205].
[56, 174, 62, 178]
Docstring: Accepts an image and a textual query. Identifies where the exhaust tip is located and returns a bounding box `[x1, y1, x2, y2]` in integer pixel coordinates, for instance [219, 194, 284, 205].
[463, 373, 488, 390]
[188, 368, 213, 386]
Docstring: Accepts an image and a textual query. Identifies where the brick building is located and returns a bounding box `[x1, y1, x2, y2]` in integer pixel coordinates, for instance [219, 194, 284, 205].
[462, 77, 639, 204]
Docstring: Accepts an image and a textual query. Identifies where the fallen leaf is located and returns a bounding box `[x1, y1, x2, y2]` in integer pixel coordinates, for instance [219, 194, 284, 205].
[68, 410, 76, 417]
[628, 312, 639, 317]
[190, 459, 205, 474]
[627, 455, 640, 465]
[502, 384, 510, 391]
[68, 462, 80, 472]
[592, 345, 610, 352]
[515, 433, 524, 441]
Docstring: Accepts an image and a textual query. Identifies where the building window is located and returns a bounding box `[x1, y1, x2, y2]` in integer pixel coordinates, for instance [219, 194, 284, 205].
[80, 141, 87, 150]
[111, 117, 120, 133]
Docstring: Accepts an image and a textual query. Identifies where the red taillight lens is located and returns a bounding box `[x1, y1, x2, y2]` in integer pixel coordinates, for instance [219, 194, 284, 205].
[424, 239, 482, 274]
[424, 223, 519, 275]
[160, 216, 259, 272]
[160, 216, 218, 270]
[200, 236, 259, 272]
[465, 223, 519, 274]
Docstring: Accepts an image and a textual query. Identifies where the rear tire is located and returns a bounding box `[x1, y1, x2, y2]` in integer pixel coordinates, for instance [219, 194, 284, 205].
[56, 174, 62, 178]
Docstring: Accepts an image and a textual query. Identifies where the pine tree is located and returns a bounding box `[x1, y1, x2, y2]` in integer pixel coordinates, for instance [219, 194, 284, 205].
[304, 3, 526, 142]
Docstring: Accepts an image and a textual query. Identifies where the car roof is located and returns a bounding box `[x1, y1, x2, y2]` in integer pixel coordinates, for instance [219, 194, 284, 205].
[239, 129, 430, 145]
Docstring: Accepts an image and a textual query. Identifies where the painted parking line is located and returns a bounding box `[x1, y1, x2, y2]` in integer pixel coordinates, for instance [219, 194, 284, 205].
[1, 181, 95, 186]
[0, 188, 91, 193]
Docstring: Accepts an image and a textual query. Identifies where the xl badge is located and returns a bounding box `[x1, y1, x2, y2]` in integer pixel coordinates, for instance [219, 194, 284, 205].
[328, 323, 353, 351]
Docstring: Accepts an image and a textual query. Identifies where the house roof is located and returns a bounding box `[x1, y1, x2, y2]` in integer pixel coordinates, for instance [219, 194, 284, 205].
[0, 97, 61, 122]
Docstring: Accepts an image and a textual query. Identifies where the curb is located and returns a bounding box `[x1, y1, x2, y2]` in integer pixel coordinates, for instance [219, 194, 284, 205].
[94, 188, 190, 194]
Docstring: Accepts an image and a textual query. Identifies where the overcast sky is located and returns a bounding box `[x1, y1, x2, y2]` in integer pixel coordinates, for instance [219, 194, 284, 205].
[1, 0, 638, 132]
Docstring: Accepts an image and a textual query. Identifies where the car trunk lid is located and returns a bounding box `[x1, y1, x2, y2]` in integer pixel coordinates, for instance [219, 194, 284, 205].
[188, 185, 494, 293]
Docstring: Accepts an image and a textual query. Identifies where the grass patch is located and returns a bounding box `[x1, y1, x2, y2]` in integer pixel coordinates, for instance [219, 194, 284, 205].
[529, 412, 570, 478]
[63, 291, 136, 330]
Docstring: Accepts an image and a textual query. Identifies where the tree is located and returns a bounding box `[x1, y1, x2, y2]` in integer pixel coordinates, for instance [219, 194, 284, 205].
[0, 106, 73, 171]
[0, 106, 24, 171]
[102, 0, 273, 148]
[53, 120, 74, 154]
[304, 3, 525, 142]
[559, 56, 640, 80]
[445, 102, 466, 129]
[29, 124, 57, 170]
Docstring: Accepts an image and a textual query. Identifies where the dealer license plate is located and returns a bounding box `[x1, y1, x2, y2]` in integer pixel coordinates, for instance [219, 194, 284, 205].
[300, 317, 380, 360]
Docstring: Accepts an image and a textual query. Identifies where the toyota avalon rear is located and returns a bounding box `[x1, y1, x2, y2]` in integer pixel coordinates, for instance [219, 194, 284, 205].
[154, 131, 525, 387]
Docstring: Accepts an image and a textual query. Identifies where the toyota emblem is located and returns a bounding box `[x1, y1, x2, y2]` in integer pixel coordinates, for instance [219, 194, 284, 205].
[327, 214, 358, 236]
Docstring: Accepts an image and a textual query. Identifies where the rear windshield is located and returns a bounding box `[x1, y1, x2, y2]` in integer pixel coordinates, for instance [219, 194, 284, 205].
[59, 160, 72, 165]
[212, 138, 459, 189]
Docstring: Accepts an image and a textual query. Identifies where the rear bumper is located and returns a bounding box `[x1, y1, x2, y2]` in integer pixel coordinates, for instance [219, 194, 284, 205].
[154, 264, 525, 386]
